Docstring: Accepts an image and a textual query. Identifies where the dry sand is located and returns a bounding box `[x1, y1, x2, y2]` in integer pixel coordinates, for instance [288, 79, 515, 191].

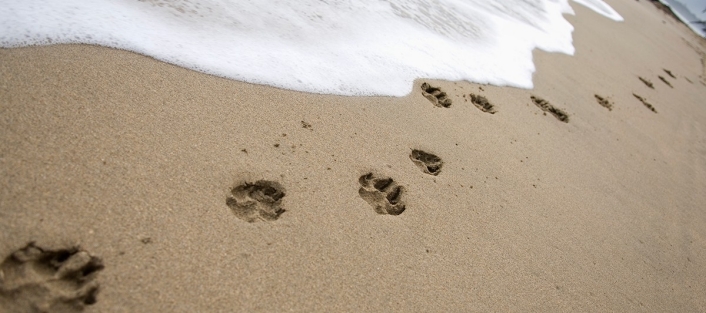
[2, 0, 706, 312]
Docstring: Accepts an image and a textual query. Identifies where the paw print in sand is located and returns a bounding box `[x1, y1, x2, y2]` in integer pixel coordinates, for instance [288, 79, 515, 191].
[227, 180, 286, 222]
[358, 173, 406, 215]
[409, 149, 443, 176]
[0, 242, 104, 312]
[421, 82, 452, 108]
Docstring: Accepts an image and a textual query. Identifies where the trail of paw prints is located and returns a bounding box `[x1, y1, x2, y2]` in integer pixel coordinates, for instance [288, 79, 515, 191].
[632, 93, 657, 113]
[0, 242, 104, 313]
[358, 173, 406, 216]
[662, 68, 693, 84]
[227, 180, 286, 222]
[410, 149, 443, 176]
[531, 96, 569, 123]
[421, 82, 452, 108]
[640, 70, 677, 89]
[594, 94, 613, 111]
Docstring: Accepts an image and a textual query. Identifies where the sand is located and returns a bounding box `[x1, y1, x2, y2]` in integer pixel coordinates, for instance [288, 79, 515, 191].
[2, 0, 706, 312]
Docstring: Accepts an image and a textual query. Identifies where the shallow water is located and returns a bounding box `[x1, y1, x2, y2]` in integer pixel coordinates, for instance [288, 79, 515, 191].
[659, 0, 706, 38]
[0, 0, 622, 96]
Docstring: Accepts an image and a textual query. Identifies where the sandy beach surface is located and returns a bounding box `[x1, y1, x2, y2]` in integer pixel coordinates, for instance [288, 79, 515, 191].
[2, 0, 706, 312]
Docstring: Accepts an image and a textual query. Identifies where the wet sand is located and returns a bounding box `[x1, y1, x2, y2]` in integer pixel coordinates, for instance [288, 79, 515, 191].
[2, 0, 706, 312]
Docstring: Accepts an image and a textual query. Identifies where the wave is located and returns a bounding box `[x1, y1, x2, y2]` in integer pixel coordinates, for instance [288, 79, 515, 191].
[0, 0, 622, 96]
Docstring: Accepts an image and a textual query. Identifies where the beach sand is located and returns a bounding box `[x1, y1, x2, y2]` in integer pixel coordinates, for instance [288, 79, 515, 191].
[2, 0, 706, 312]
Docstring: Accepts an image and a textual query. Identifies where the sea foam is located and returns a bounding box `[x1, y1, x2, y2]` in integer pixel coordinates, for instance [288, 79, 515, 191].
[0, 0, 622, 96]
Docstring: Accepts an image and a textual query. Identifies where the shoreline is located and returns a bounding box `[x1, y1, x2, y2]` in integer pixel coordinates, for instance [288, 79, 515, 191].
[2, 0, 706, 312]
[653, 0, 706, 39]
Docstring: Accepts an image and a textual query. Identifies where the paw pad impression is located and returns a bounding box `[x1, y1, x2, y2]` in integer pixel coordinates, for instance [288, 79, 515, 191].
[227, 180, 286, 222]
[531, 95, 569, 123]
[409, 149, 443, 176]
[421, 82, 452, 108]
[358, 173, 406, 216]
[0, 242, 104, 312]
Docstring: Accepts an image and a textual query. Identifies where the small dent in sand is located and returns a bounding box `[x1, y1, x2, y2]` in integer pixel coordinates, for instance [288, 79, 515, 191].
[531, 96, 569, 123]
[632, 93, 657, 113]
[638, 76, 654, 89]
[658, 75, 673, 88]
[594, 94, 613, 111]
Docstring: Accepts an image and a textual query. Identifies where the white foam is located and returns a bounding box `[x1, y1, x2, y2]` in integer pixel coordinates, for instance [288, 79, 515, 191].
[0, 0, 622, 96]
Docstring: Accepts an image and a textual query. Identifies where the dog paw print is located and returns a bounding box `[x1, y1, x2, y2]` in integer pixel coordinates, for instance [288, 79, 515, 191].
[358, 173, 406, 215]
[227, 180, 286, 222]
[0, 242, 104, 312]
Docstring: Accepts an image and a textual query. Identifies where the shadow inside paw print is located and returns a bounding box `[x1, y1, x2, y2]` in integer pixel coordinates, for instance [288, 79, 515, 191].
[358, 173, 406, 215]
[0, 242, 104, 312]
[227, 180, 286, 222]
